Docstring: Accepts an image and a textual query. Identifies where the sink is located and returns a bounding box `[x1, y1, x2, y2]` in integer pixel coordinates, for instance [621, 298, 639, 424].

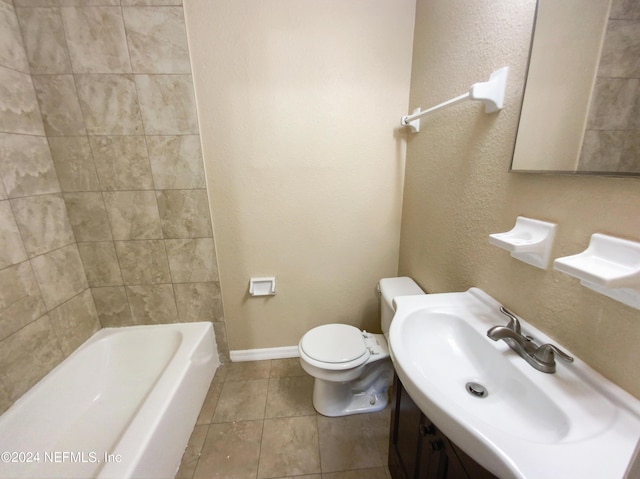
[401, 312, 574, 443]
[389, 288, 640, 479]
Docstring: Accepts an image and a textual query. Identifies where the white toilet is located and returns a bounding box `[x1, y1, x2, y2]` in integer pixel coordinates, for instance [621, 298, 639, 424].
[298, 277, 425, 417]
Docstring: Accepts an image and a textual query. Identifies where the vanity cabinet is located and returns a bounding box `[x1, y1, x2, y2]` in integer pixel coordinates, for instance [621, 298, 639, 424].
[388, 374, 497, 479]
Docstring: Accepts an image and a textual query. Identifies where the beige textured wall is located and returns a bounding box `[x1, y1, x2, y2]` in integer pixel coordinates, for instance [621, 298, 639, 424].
[185, 0, 416, 351]
[400, 0, 640, 399]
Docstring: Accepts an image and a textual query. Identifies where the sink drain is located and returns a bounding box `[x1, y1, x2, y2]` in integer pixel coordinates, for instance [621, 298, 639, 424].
[466, 382, 488, 398]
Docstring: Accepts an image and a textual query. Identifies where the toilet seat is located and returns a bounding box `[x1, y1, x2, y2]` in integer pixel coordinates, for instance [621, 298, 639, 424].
[297, 277, 424, 417]
[300, 324, 370, 370]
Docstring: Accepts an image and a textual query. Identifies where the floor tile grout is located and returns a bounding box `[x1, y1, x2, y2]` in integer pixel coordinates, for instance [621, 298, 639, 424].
[179, 358, 391, 479]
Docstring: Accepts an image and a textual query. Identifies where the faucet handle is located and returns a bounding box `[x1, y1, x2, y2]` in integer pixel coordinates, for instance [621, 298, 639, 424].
[499, 306, 521, 334]
[534, 343, 574, 366]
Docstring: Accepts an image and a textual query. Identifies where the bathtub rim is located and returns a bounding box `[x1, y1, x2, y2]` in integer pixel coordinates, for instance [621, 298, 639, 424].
[0, 321, 219, 479]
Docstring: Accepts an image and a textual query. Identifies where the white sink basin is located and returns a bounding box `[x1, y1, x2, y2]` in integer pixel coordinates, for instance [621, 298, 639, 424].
[389, 288, 640, 479]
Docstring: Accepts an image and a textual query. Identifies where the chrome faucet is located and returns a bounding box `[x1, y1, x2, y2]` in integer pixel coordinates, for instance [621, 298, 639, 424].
[487, 307, 573, 374]
[497, 306, 521, 334]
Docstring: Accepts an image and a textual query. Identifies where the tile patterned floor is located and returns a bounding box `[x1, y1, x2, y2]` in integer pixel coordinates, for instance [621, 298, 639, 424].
[176, 359, 392, 479]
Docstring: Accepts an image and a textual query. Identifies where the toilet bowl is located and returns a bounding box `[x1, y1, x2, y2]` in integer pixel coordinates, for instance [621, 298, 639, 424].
[298, 277, 425, 417]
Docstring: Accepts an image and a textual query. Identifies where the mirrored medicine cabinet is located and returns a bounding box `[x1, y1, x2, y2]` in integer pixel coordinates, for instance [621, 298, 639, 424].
[511, 0, 640, 176]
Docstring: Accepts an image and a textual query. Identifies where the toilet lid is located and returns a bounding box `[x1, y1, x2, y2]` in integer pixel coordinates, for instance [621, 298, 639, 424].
[300, 324, 367, 364]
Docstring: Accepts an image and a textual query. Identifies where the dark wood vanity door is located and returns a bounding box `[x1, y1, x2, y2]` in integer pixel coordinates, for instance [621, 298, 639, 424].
[447, 441, 499, 479]
[389, 374, 423, 478]
[389, 374, 498, 479]
[416, 416, 447, 479]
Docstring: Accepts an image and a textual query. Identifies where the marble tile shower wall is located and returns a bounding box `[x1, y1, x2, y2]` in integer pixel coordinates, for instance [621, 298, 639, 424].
[0, 0, 227, 414]
[0, 0, 99, 414]
[579, 1, 640, 172]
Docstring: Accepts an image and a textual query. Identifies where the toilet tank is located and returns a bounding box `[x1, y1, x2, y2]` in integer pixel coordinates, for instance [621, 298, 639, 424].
[378, 277, 425, 338]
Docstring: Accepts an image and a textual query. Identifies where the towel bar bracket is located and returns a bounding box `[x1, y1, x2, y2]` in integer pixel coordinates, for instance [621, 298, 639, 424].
[402, 67, 508, 133]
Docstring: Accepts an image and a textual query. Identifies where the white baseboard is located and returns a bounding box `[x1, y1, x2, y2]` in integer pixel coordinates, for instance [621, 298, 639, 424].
[230, 346, 299, 362]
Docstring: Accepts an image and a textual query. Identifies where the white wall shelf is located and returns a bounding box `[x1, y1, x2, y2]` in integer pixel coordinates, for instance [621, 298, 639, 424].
[553, 234, 640, 310]
[489, 216, 557, 269]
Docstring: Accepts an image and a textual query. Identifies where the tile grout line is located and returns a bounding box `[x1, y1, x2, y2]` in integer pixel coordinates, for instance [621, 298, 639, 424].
[255, 359, 272, 479]
[316, 413, 324, 476]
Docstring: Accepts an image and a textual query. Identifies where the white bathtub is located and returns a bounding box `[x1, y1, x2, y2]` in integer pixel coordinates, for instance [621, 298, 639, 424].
[0, 322, 219, 479]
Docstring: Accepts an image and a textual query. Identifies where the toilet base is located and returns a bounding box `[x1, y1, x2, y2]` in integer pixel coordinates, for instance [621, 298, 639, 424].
[311, 360, 393, 417]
